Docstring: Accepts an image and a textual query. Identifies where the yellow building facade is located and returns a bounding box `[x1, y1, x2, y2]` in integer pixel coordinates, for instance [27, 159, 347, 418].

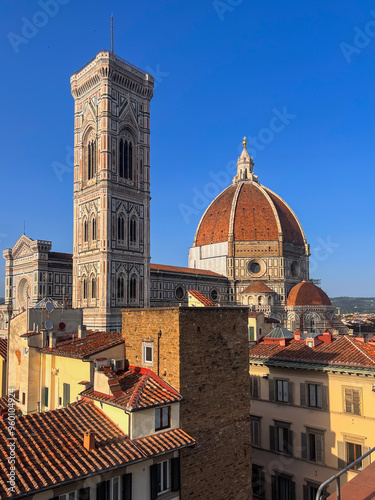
[249, 333, 375, 500]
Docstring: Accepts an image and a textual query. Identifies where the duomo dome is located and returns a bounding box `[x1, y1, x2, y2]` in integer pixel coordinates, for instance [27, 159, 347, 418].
[188, 138, 310, 320]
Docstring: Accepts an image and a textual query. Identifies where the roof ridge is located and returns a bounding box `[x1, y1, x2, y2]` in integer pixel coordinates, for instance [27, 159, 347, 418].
[346, 336, 375, 365]
[128, 372, 150, 409]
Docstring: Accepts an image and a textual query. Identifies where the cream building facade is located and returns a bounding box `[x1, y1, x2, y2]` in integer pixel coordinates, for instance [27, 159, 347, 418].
[249, 332, 375, 500]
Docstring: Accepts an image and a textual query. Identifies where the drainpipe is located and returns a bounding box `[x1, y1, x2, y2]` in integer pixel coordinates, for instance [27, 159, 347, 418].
[157, 330, 162, 377]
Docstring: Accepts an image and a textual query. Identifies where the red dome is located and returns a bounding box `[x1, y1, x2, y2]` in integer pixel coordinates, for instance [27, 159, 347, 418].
[287, 280, 332, 306]
[193, 181, 305, 247]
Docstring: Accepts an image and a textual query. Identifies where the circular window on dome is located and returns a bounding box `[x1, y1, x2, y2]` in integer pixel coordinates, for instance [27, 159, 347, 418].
[247, 259, 266, 277]
[210, 289, 218, 301]
[291, 261, 300, 279]
[175, 285, 185, 300]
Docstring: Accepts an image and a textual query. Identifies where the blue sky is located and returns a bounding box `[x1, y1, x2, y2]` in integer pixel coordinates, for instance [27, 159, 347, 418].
[0, 0, 374, 297]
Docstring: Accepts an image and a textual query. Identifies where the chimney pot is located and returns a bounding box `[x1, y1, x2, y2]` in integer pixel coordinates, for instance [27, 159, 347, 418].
[83, 430, 95, 452]
[78, 325, 87, 339]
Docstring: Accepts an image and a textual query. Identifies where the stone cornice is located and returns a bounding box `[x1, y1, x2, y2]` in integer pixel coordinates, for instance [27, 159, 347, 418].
[71, 51, 154, 100]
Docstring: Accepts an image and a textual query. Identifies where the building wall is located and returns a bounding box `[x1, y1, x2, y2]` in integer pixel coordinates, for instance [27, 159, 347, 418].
[250, 362, 375, 499]
[123, 306, 252, 500]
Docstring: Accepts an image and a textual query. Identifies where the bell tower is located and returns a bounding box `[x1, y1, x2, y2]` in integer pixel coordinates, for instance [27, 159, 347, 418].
[70, 51, 154, 331]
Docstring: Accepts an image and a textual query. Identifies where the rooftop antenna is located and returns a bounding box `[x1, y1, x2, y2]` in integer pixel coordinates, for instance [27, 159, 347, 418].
[111, 14, 114, 53]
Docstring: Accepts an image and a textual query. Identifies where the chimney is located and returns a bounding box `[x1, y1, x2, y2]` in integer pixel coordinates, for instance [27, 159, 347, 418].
[78, 325, 87, 339]
[83, 430, 95, 452]
[294, 331, 300, 341]
[49, 333, 56, 349]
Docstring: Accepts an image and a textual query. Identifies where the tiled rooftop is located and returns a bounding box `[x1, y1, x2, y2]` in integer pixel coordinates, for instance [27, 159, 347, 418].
[287, 280, 332, 306]
[39, 331, 124, 359]
[0, 400, 195, 498]
[150, 263, 225, 278]
[188, 290, 215, 306]
[0, 339, 7, 359]
[81, 366, 181, 410]
[249, 335, 375, 370]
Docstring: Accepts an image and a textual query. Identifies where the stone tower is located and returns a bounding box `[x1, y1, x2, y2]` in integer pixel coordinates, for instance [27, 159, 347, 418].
[70, 51, 154, 331]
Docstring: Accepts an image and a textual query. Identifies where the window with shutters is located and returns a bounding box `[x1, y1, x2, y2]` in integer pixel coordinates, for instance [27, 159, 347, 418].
[252, 464, 265, 498]
[249, 326, 255, 341]
[270, 422, 293, 455]
[96, 474, 131, 500]
[251, 416, 261, 447]
[58, 492, 76, 500]
[300, 382, 328, 410]
[150, 458, 180, 499]
[343, 387, 362, 415]
[271, 473, 296, 500]
[250, 376, 260, 399]
[303, 482, 321, 500]
[273, 379, 292, 404]
[301, 428, 324, 464]
[337, 438, 369, 471]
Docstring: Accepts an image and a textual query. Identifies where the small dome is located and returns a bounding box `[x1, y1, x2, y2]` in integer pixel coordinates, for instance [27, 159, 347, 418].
[287, 280, 331, 306]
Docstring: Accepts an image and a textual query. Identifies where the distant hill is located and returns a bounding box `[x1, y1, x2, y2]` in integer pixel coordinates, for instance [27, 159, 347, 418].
[331, 297, 375, 314]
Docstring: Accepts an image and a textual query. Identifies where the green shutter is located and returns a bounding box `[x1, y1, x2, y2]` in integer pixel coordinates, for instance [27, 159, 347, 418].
[171, 457, 180, 492]
[269, 379, 275, 402]
[300, 383, 306, 406]
[150, 464, 158, 500]
[288, 429, 294, 455]
[249, 326, 255, 340]
[301, 433, 308, 459]
[78, 487, 90, 500]
[44, 387, 49, 407]
[63, 383, 70, 407]
[288, 382, 294, 404]
[122, 473, 132, 499]
[337, 441, 346, 469]
[316, 434, 324, 464]
[322, 385, 329, 411]
[269, 425, 276, 451]
[96, 481, 106, 500]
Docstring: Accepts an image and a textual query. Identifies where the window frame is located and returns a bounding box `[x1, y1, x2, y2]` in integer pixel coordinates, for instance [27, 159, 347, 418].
[347, 441, 363, 471]
[276, 379, 289, 403]
[251, 415, 261, 447]
[343, 386, 362, 416]
[155, 406, 171, 432]
[143, 342, 153, 364]
[308, 383, 322, 409]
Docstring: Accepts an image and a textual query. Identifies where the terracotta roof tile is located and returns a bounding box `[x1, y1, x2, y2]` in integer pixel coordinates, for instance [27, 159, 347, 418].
[39, 331, 124, 359]
[287, 280, 332, 306]
[81, 367, 181, 410]
[0, 401, 195, 498]
[188, 290, 215, 306]
[249, 335, 375, 370]
[194, 181, 305, 247]
[150, 263, 225, 278]
[241, 281, 276, 294]
[0, 339, 7, 360]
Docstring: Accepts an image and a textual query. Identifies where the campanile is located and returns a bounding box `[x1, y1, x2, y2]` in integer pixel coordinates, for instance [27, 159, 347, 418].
[70, 51, 154, 330]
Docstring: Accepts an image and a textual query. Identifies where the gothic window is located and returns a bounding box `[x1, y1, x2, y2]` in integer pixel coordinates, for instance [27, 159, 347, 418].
[92, 217, 97, 241]
[82, 278, 87, 300]
[119, 136, 133, 180]
[118, 215, 125, 242]
[87, 138, 97, 180]
[83, 220, 88, 243]
[129, 275, 137, 301]
[91, 277, 96, 299]
[117, 275, 125, 299]
[129, 217, 137, 244]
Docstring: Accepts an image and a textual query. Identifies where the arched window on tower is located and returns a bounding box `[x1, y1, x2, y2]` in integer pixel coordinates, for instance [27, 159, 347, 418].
[117, 275, 125, 300]
[92, 217, 97, 241]
[87, 138, 97, 180]
[118, 216, 125, 242]
[119, 137, 133, 180]
[91, 277, 96, 299]
[129, 218, 137, 244]
[83, 220, 88, 243]
[82, 278, 87, 300]
[129, 275, 137, 301]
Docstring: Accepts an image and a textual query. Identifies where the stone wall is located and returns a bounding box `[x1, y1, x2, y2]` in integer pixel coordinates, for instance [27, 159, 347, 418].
[122, 306, 252, 500]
